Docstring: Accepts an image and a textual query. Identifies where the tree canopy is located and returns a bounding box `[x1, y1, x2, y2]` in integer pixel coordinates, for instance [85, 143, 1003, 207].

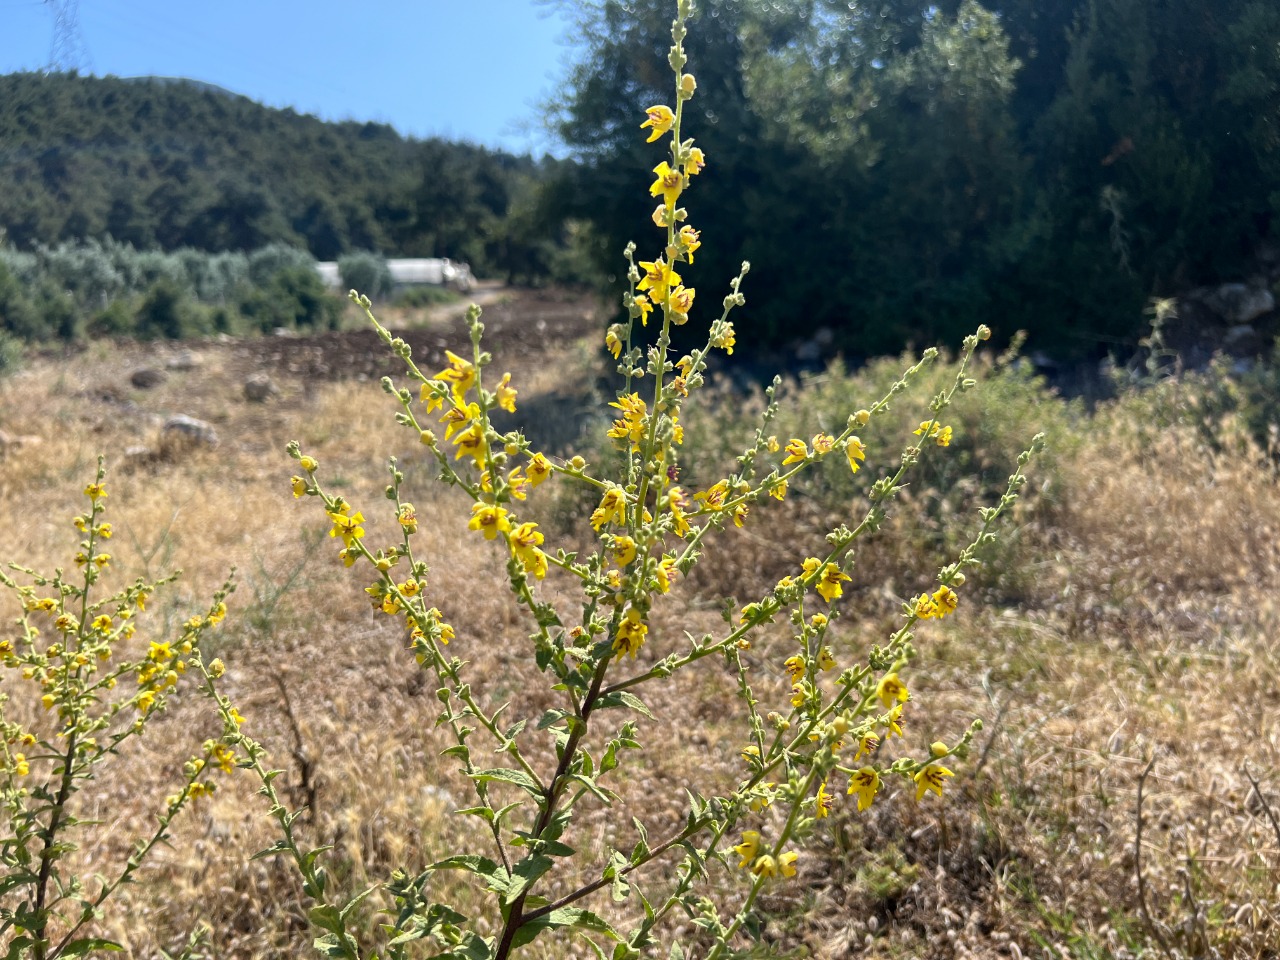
[0, 72, 562, 278]
[550, 0, 1280, 358]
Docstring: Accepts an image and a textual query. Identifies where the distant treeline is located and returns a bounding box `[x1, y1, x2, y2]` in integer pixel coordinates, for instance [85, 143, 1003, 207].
[549, 0, 1280, 359]
[0, 72, 584, 284]
[0, 239, 355, 341]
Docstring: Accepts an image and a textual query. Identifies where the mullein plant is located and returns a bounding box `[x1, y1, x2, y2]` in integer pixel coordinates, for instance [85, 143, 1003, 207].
[0, 458, 237, 959]
[205, 2, 1044, 957]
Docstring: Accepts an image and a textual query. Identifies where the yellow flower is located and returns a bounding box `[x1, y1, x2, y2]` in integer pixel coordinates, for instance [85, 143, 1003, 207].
[13, 753, 30, 776]
[740, 743, 760, 764]
[92, 554, 110, 568]
[678, 224, 701, 263]
[649, 161, 684, 207]
[914, 592, 940, 619]
[41, 693, 55, 711]
[778, 850, 798, 877]
[782, 438, 808, 465]
[640, 103, 675, 142]
[84, 482, 107, 501]
[299, 455, 318, 472]
[784, 655, 805, 684]
[92, 614, 113, 632]
[527, 452, 553, 487]
[637, 259, 680, 301]
[731, 503, 748, 528]
[468, 503, 512, 540]
[934, 425, 952, 447]
[848, 767, 881, 811]
[439, 402, 479, 440]
[495, 373, 518, 413]
[733, 830, 761, 869]
[453, 422, 486, 466]
[228, 706, 245, 726]
[811, 433, 835, 456]
[877, 672, 909, 708]
[817, 647, 836, 671]
[815, 563, 850, 603]
[768, 478, 787, 501]
[136, 690, 156, 714]
[751, 855, 778, 878]
[511, 522, 548, 580]
[400, 578, 421, 598]
[667, 487, 691, 537]
[98, 522, 112, 539]
[149, 641, 172, 662]
[655, 556, 678, 594]
[884, 704, 906, 738]
[710, 321, 736, 354]
[391, 504, 417, 535]
[612, 607, 648, 659]
[605, 328, 623, 359]
[290, 475, 307, 498]
[668, 285, 695, 323]
[613, 535, 637, 568]
[815, 781, 835, 818]
[590, 485, 628, 531]
[693, 480, 729, 512]
[853, 734, 881, 762]
[790, 682, 808, 708]
[914, 763, 955, 801]
[635, 294, 654, 326]
[684, 146, 706, 176]
[327, 510, 366, 546]
[845, 436, 866, 473]
[932, 585, 959, 617]
[211, 743, 236, 774]
[434, 349, 476, 402]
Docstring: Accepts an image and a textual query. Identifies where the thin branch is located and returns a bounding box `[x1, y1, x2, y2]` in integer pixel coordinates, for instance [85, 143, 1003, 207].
[1241, 761, 1280, 853]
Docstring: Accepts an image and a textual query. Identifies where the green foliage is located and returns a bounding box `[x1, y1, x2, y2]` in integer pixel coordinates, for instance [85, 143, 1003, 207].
[337, 251, 394, 301]
[0, 239, 347, 342]
[0, 73, 570, 280]
[553, 0, 1280, 359]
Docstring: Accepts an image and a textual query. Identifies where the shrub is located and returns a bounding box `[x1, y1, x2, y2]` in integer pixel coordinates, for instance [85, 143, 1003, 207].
[201, 5, 1043, 958]
[338, 250, 394, 301]
[0, 462, 235, 958]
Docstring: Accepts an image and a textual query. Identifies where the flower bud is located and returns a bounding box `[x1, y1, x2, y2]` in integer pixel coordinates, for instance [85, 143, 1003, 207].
[977, 325, 991, 341]
[930, 741, 949, 758]
[854, 409, 871, 427]
[679, 73, 697, 98]
[209, 658, 225, 679]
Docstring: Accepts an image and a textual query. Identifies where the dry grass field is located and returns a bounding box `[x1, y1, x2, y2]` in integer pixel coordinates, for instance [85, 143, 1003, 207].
[2, 288, 1279, 960]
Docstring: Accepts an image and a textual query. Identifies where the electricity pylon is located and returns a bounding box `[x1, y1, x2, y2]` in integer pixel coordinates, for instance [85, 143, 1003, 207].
[45, 0, 92, 73]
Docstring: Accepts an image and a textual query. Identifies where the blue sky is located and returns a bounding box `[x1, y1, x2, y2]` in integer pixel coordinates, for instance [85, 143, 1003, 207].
[0, 1, 578, 156]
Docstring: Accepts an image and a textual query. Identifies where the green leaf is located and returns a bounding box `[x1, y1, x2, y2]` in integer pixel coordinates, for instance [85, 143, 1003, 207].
[536, 709, 568, 730]
[454, 806, 496, 823]
[545, 907, 621, 940]
[58, 938, 123, 956]
[430, 855, 510, 896]
[471, 767, 543, 798]
[249, 839, 290, 862]
[504, 853, 554, 906]
[308, 904, 344, 935]
[441, 744, 471, 761]
[616, 692, 655, 720]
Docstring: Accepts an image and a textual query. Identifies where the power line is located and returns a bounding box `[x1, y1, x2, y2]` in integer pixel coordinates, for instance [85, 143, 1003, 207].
[44, 0, 91, 72]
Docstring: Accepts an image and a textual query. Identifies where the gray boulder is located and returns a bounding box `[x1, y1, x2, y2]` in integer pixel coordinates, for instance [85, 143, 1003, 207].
[130, 367, 167, 389]
[244, 373, 280, 403]
[162, 415, 219, 448]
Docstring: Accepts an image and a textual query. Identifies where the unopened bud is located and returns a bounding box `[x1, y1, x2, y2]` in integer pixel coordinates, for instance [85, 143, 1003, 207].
[930, 741, 949, 758]
[679, 73, 697, 98]
[854, 409, 870, 427]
